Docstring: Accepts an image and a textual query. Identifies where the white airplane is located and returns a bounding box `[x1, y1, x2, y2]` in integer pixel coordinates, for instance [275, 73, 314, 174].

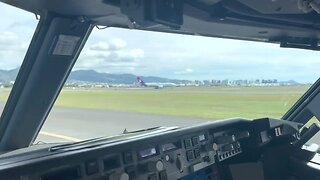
[136, 76, 177, 89]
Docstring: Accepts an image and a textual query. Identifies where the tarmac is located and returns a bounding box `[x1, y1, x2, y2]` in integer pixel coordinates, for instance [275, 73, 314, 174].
[36, 106, 320, 146]
[36, 106, 206, 143]
[0, 102, 319, 146]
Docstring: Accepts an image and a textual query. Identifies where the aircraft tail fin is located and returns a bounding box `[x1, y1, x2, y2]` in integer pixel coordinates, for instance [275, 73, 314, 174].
[137, 76, 148, 87]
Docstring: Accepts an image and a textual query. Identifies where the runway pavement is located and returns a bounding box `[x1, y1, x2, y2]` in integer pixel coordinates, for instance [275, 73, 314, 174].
[35, 106, 320, 145]
[0, 102, 207, 143]
[0, 102, 319, 145]
[36, 106, 207, 143]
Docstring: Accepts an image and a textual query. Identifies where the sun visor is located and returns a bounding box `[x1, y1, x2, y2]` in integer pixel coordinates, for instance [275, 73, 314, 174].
[120, 0, 183, 28]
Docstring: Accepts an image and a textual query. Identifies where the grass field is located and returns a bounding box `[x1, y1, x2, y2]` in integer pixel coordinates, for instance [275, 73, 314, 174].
[0, 85, 310, 120]
[56, 85, 310, 120]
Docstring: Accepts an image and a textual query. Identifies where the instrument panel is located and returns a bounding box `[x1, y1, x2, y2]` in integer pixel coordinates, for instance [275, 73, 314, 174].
[0, 118, 300, 180]
[39, 129, 238, 180]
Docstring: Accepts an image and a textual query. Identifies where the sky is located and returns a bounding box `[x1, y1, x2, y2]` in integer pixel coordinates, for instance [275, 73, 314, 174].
[1, 3, 320, 83]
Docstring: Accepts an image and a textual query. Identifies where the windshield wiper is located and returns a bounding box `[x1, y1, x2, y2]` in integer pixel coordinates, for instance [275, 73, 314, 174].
[122, 126, 162, 134]
[49, 126, 178, 152]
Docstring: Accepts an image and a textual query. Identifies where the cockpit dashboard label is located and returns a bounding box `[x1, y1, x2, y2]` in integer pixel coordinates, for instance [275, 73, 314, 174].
[52, 35, 81, 56]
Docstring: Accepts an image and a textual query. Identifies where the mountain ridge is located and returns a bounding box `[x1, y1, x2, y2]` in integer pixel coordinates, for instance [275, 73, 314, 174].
[0, 68, 191, 84]
[0, 68, 301, 85]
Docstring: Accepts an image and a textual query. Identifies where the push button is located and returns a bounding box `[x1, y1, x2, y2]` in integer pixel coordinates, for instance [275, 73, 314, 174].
[184, 139, 192, 149]
[186, 150, 195, 161]
[192, 136, 199, 146]
[194, 148, 201, 158]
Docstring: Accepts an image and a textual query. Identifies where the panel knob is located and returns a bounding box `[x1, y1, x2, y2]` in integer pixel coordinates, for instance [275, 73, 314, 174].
[155, 160, 164, 171]
[108, 172, 129, 180]
[140, 160, 164, 173]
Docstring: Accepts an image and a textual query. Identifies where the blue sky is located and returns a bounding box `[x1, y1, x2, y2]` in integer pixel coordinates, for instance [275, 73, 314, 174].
[1, 3, 320, 83]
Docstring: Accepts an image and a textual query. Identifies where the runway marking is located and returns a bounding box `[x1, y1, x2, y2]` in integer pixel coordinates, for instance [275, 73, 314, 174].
[39, 131, 82, 142]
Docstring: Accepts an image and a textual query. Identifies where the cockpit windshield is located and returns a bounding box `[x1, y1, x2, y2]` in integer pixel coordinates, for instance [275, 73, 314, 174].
[34, 27, 319, 143]
[3, 1, 320, 180]
[0, 1, 319, 147]
[0, 4, 37, 122]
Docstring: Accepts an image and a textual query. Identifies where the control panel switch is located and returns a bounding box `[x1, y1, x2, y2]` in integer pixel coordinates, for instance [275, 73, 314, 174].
[221, 144, 234, 152]
[140, 160, 164, 173]
[176, 154, 184, 172]
[215, 135, 236, 144]
[108, 172, 129, 180]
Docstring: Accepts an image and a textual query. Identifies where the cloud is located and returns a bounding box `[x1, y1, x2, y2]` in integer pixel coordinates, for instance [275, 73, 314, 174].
[75, 37, 144, 72]
[110, 38, 127, 50]
[119, 49, 144, 60]
[0, 31, 31, 69]
[89, 38, 127, 51]
[0, 3, 38, 70]
[174, 68, 194, 74]
[0, 32, 23, 50]
[79, 47, 144, 62]
[1, 3, 316, 84]
[89, 42, 110, 51]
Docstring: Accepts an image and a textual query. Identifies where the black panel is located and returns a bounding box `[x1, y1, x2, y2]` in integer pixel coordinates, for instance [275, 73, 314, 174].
[104, 155, 121, 171]
[41, 166, 81, 180]
[85, 159, 99, 175]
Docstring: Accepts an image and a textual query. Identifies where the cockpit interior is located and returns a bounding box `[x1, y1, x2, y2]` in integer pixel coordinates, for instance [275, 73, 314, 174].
[0, 0, 320, 180]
